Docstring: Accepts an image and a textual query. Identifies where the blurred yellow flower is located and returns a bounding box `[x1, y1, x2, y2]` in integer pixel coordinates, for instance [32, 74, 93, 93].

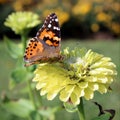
[91, 23, 100, 32]
[111, 22, 120, 34]
[42, 8, 69, 26]
[107, 0, 113, 2]
[33, 48, 117, 105]
[72, 2, 92, 15]
[13, 0, 32, 11]
[0, 0, 10, 4]
[94, 0, 104, 3]
[94, 6, 103, 13]
[112, 2, 120, 12]
[96, 12, 112, 22]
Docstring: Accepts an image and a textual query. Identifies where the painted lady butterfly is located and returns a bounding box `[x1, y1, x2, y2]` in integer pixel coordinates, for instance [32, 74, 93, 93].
[24, 13, 62, 66]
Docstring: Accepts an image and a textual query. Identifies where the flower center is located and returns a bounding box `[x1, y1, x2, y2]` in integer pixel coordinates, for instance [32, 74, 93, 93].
[68, 64, 91, 82]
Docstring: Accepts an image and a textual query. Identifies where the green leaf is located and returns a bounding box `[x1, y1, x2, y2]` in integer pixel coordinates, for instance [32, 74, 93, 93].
[9, 57, 34, 89]
[11, 58, 32, 83]
[11, 67, 28, 83]
[91, 113, 111, 120]
[38, 107, 59, 119]
[2, 99, 35, 118]
[4, 36, 23, 59]
[10, 66, 33, 88]
[30, 111, 42, 120]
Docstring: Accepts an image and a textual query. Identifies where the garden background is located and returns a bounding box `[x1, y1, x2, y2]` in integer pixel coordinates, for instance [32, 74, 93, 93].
[0, 0, 120, 120]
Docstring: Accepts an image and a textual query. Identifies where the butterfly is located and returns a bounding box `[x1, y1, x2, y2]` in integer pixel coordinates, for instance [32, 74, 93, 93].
[24, 13, 62, 66]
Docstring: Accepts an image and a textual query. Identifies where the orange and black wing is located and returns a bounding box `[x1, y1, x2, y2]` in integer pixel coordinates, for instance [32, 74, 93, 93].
[36, 13, 61, 47]
[24, 13, 61, 66]
[24, 37, 44, 62]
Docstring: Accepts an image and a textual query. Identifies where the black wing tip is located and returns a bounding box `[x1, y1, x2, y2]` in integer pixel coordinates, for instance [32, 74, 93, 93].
[49, 13, 57, 17]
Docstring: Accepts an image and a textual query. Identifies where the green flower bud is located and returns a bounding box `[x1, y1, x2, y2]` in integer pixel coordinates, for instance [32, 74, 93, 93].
[4, 11, 41, 35]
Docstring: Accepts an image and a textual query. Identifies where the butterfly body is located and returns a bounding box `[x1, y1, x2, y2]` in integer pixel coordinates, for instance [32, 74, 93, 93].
[24, 13, 62, 66]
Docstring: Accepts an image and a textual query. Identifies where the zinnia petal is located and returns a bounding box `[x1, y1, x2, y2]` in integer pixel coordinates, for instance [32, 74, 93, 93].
[33, 48, 117, 106]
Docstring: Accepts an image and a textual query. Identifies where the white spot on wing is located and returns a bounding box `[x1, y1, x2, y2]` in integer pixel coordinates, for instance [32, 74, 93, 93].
[48, 24, 51, 28]
[53, 26, 56, 30]
[55, 18, 58, 22]
[52, 19, 54, 21]
[53, 26, 60, 30]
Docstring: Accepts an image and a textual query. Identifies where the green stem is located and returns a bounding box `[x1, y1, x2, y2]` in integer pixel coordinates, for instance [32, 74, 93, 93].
[77, 98, 85, 120]
[21, 31, 38, 110]
[27, 80, 37, 109]
[21, 32, 28, 53]
[36, 91, 43, 106]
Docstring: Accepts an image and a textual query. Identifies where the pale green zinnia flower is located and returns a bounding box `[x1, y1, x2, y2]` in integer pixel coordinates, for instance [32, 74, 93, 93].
[33, 48, 117, 105]
[4, 11, 41, 35]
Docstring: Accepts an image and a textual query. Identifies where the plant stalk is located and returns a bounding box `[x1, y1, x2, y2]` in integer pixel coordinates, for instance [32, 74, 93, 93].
[77, 98, 85, 120]
[21, 32, 37, 110]
[27, 80, 37, 109]
[21, 31, 28, 53]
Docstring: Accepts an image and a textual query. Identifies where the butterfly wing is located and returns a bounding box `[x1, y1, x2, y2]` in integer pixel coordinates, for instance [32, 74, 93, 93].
[24, 37, 43, 62]
[36, 13, 61, 47]
[24, 13, 61, 66]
